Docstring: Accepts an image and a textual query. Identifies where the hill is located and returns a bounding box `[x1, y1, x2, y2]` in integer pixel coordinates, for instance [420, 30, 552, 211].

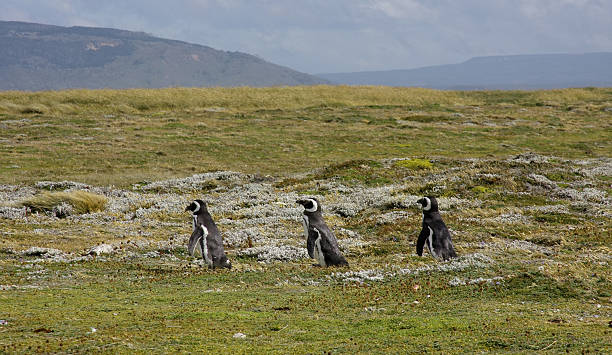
[318, 53, 612, 90]
[0, 21, 327, 91]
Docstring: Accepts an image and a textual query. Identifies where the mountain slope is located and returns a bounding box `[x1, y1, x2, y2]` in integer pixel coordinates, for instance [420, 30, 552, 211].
[0, 21, 327, 91]
[319, 53, 612, 90]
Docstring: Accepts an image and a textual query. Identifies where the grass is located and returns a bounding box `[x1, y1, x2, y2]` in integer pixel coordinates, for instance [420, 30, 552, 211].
[393, 158, 433, 170]
[19, 191, 107, 215]
[1, 86, 610, 186]
[0, 86, 611, 353]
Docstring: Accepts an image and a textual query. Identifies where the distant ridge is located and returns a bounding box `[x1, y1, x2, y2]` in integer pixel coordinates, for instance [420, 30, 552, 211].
[318, 53, 612, 90]
[0, 21, 327, 91]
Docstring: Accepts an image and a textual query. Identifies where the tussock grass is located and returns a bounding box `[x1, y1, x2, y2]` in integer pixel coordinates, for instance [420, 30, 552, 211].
[20, 190, 107, 214]
[0, 86, 474, 114]
[1, 86, 610, 186]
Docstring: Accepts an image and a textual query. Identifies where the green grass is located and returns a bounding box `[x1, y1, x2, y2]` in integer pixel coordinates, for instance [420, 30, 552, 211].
[394, 159, 433, 170]
[1, 86, 610, 186]
[0, 86, 611, 353]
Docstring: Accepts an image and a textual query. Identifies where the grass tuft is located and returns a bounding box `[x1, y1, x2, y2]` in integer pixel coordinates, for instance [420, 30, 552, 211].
[394, 158, 433, 170]
[20, 190, 107, 214]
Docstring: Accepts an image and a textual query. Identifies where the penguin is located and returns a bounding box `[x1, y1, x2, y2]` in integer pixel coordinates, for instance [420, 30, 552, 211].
[296, 198, 349, 267]
[185, 199, 231, 269]
[416, 196, 457, 261]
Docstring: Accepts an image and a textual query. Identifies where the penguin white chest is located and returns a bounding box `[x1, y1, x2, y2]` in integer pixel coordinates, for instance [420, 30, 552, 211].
[312, 228, 326, 267]
[200, 226, 212, 266]
[426, 226, 439, 260]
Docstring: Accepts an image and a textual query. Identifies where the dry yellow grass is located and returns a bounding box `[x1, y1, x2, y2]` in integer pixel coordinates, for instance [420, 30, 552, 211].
[0, 85, 476, 114]
[20, 190, 107, 214]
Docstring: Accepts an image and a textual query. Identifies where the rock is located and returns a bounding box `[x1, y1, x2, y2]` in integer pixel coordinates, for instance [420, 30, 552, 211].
[0, 206, 27, 219]
[508, 152, 549, 165]
[35, 181, 91, 191]
[233, 332, 247, 339]
[88, 244, 115, 256]
[52, 202, 73, 218]
[22, 247, 64, 257]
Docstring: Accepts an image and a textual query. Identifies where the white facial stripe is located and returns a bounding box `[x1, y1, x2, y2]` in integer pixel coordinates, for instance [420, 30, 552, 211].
[305, 199, 318, 213]
[192, 201, 201, 213]
[423, 197, 431, 211]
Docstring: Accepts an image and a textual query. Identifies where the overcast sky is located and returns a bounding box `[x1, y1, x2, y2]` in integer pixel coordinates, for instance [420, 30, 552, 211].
[2, 0, 611, 74]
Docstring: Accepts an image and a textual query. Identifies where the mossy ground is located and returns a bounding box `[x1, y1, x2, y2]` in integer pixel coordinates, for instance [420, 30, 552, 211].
[0, 86, 611, 353]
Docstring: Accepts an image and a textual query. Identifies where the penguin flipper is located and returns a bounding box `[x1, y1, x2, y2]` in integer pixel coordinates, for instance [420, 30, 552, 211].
[306, 227, 317, 259]
[188, 227, 204, 257]
[416, 226, 429, 256]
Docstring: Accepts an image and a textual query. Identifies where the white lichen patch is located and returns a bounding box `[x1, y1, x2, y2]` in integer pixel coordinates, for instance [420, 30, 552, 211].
[465, 238, 554, 256]
[332, 253, 494, 284]
[0, 184, 35, 199]
[88, 243, 116, 256]
[527, 205, 571, 214]
[22, 247, 65, 257]
[556, 187, 608, 203]
[579, 158, 612, 178]
[449, 276, 506, 287]
[35, 181, 91, 191]
[138, 171, 243, 192]
[0, 206, 27, 219]
[377, 210, 412, 224]
[489, 213, 532, 225]
[0, 284, 45, 291]
[527, 174, 558, 190]
[237, 245, 308, 263]
[507, 152, 550, 165]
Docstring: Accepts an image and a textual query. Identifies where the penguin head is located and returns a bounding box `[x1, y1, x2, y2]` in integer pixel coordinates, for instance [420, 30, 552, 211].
[296, 197, 321, 215]
[417, 196, 438, 212]
[185, 199, 207, 214]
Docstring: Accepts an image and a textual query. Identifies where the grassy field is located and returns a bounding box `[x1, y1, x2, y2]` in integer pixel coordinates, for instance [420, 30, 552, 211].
[0, 86, 611, 353]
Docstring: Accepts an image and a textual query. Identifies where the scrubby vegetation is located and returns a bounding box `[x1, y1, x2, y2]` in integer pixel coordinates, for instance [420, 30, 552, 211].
[0, 86, 610, 353]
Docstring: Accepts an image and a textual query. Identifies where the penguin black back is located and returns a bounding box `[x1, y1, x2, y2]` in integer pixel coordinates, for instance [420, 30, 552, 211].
[185, 199, 231, 269]
[297, 198, 348, 267]
[416, 196, 457, 261]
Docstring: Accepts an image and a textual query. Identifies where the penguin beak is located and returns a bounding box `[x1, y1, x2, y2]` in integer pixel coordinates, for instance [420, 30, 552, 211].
[184, 205, 191, 212]
[296, 199, 307, 206]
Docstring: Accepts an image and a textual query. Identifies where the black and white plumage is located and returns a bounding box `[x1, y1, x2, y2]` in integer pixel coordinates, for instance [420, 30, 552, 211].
[416, 196, 457, 261]
[297, 198, 349, 267]
[185, 199, 231, 269]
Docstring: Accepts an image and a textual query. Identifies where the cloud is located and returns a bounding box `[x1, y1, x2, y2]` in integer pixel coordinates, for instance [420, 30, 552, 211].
[1, 0, 611, 73]
[361, 0, 437, 21]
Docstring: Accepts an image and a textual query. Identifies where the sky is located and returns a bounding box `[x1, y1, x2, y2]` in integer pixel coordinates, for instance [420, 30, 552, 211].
[1, 0, 611, 74]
